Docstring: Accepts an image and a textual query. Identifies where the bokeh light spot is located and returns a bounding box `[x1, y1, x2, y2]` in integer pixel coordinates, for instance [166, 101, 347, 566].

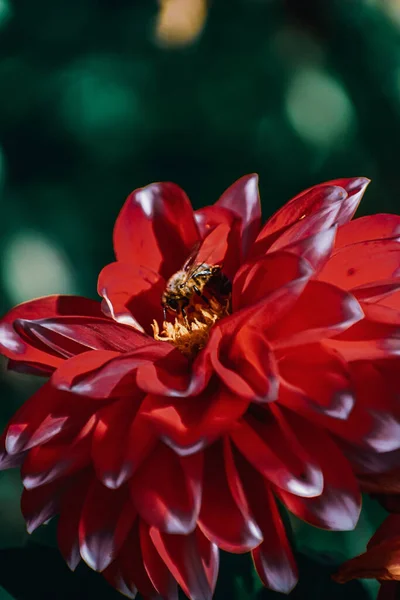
[155, 0, 207, 47]
[2, 231, 75, 304]
[285, 68, 356, 147]
[58, 56, 146, 162]
[0, 0, 12, 29]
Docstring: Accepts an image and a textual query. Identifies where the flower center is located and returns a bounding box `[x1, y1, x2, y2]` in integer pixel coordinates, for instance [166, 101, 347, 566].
[152, 297, 230, 358]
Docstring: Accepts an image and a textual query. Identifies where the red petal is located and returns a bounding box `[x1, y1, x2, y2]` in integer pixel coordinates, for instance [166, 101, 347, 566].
[194, 206, 242, 279]
[278, 344, 354, 420]
[140, 521, 179, 600]
[21, 478, 66, 533]
[102, 561, 138, 600]
[113, 182, 199, 280]
[198, 442, 263, 552]
[335, 214, 400, 249]
[230, 408, 324, 498]
[98, 262, 165, 333]
[351, 280, 400, 303]
[51, 349, 121, 392]
[117, 523, 161, 599]
[233, 251, 313, 312]
[277, 411, 361, 530]
[216, 325, 278, 402]
[92, 395, 156, 489]
[326, 177, 370, 224]
[141, 383, 249, 452]
[4, 383, 83, 455]
[53, 344, 186, 399]
[21, 416, 95, 489]
[150, 526, 219, 600]
[206, 328, 258, 400]
[58, 471, 91, 570]
[271, 225, 337, 273]
[194, 205, 236, 238]
[13, 316, 149, 361]
[267, 280, 363, 349]
[0, 295, 102, 368]
[79, 480, 136, 571]
[215, 174, 261, 257]
[336, 302, 400, 342]
[253, 184, 347, 254]
[224, 443, 297, 593]
[0, 431, 25, 470]
[318, 239, 400, 291]
[130, 444, 201, 535]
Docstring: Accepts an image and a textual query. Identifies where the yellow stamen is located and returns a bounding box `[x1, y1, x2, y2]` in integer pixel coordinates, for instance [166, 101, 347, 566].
[152, 300, 228, 359]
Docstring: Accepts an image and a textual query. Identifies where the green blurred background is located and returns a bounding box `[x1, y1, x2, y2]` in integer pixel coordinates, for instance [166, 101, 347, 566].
[0, 0, 399, 598]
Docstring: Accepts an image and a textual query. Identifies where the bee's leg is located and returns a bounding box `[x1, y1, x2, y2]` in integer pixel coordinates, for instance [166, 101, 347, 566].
[193, 285, 210, 306]
[181, 299, 190, 327]
[163, 307, 167, 321]
[181, 307, 190, 327]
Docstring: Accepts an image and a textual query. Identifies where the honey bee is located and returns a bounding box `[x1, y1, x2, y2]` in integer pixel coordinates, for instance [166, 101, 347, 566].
[161, 245, 232, 321]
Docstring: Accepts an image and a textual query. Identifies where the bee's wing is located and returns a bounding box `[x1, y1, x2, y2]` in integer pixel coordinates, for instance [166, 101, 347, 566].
[183, 241, 201, 272]
[182, 226, 227, 283]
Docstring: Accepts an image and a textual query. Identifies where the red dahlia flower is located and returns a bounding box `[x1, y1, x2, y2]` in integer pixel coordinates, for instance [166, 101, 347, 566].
[2, 175, 400, 599]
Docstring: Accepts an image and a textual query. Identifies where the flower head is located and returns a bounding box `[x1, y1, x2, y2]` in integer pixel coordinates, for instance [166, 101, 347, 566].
[2, 174, 400, 598]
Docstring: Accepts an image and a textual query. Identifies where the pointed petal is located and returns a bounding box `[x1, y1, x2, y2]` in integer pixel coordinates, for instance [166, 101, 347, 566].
[102, 561, 138, 599]
[253, 184, 346, 255]
[150, 526, 219, 600]
[92, 395, 156, 489]
[0, 432, 25, 470]
[198, 442, 263, 552]
[224, 443, 297, 593]
[215, 174, 261, 257]
[98, 262, 165, 333]
[53, 344, 187, 399]
[194, 206, 242, 279]
[351, 280, 400, 303]
[131, 444, 201, 535]
[113, 182, 199, 279]
[318, 239, 400, 291]
[58, 471, 91, 571]
[273, 225, 337, 273]
[278, 344, 354, 420]
[141, 384, 249, 451]
[230, 408, 323, 498]
[13, 316, 148, 359]
[267, 281, 363, 349]
[233, 251, 313, 312]
[21, 478, 65, 533]
[79, 480, 136, 571]
[214, 325, 278, 402]
[118, 524, 162, 599]
[21, 416, 95, 489]
[4, 383, 82, 455]
[335, 214, 400, 248]
[326, 177, 370, 224]
[277, 410, 361, 531]
[140, 521, 179, 600]
[0, 295, 103, 368]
